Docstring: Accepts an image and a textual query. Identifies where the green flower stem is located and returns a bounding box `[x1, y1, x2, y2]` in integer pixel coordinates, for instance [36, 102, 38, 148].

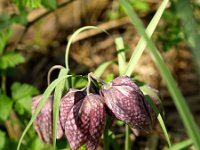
[120, 0, 200, 149]
[125, 124, 130, 150]
[103, 115, 112, 150]
[65, 26, 112, 71]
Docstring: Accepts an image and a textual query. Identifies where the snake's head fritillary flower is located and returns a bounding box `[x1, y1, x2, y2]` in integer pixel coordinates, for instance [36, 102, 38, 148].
[60, 89, 106, 150]
[32, 95, 64, 144]
[100, 75, 157, 134]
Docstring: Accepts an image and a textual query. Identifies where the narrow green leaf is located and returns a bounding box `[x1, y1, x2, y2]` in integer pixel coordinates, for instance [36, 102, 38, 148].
[17, 74, 71, 150]
[41, 0, 57, 10]
[94, 60, 115, 77]
[125, 0, 169, 76]
[120, 0, 200, 148]
[53, 68, 67, 149]
[0, 94, 13, 120]
[0, 52, 25, 69]
[115, 37, 126, 75]
[170, 139, 193, 150]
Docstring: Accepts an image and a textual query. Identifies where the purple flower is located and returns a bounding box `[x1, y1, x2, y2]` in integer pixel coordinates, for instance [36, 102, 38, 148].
[32, 95, 64, 144]
[60, 89, 106, 150]
[100, 76, 156, 134]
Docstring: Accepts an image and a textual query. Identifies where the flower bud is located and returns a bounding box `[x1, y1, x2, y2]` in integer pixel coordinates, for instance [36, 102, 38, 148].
[60, 89, 106, 150]
[100, 76, 154, 134]
[32, 95, 64, 144]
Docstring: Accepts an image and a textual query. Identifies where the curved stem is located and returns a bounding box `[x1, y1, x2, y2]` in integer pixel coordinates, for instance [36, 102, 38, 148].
[65, 26, 113, 71]
[47, 65, 65, 85]
[88, 72, 106, 85]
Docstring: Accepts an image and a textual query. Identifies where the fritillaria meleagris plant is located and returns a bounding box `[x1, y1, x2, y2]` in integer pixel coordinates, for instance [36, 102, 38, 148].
[32, 95, 64, 144]
[32, 73, 160, 150]
[100, 75, 159, 135]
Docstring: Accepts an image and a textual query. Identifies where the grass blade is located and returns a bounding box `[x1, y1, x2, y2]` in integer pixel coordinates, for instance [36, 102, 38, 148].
[115, 37, 126, 75]
[169, 139, 193, 150]
[94, 60, 115, 77]
[125, 0, 169, 76]
[120, 0, 200, 148]
[52, 68, 68, 149]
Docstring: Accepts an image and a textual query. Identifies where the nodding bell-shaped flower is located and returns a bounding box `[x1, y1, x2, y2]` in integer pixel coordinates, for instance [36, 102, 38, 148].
[100, 76, 156, 135]
[32, 95, 64, 144]
[60, 89, 106, 150]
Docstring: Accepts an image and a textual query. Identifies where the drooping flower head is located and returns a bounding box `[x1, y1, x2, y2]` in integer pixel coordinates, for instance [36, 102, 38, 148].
[60, 89, 106, 150]
[32, 95, 64, 144]
[100, 75, 158, 135]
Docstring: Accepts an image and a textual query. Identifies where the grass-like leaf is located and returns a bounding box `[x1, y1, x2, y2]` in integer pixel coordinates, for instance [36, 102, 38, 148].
[115, 37, 126, 75]
[169, 139, 193, 150]
[125, 0, 169, 76]
[120, 0, 200, 148]
[94, 60, 115, 77]
[52, 68, 68, 149]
